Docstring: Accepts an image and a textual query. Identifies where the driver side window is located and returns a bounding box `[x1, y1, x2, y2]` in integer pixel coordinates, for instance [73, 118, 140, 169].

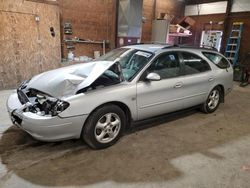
[148, 52, 181, 79]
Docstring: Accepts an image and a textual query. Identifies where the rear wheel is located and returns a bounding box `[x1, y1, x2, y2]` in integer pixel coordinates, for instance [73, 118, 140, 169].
[82, 104, 126, 149]
[201, 87, 222, 113]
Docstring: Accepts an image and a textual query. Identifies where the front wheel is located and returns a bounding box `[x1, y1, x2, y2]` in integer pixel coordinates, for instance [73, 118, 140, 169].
[201, 87, 222, 113]
[82, 104, 126, 149]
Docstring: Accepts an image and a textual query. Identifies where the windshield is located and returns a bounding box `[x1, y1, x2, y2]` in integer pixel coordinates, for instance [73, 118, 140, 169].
[96, 48, 153, 81]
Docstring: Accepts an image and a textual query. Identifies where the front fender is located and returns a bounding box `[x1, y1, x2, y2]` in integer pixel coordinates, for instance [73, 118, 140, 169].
[59, 84, 137, 120]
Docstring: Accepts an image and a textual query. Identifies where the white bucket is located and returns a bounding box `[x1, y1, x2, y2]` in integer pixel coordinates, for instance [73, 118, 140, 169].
[68, 51, 74, 61]
[94, 51, 101, 59]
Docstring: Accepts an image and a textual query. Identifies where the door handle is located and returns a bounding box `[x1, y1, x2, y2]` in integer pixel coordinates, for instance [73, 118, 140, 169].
[174, 82, 183, 88]
[208, 77, 214, 82]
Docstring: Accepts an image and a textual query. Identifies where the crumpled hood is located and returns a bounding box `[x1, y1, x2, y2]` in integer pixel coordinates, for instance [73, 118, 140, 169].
[27, 61, 115, 98]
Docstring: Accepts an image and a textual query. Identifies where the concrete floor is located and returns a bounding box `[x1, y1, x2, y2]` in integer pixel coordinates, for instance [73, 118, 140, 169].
[0, 84, 250, 188]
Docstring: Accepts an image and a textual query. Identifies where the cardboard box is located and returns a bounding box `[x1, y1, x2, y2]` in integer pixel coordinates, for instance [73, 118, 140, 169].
[178, 16, 196, 29]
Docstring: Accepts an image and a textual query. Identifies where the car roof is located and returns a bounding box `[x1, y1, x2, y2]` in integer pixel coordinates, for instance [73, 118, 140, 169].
[123, 43, 219, 54]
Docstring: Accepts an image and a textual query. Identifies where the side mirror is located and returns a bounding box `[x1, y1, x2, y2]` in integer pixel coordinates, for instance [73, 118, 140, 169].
[146, 72, 161, 81]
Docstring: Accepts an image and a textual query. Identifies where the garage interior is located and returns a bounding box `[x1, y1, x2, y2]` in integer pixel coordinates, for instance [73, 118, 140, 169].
[1, 0, 250, 187]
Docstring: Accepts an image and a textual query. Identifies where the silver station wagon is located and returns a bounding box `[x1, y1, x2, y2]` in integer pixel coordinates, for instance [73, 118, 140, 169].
[7, 44, 233, 149]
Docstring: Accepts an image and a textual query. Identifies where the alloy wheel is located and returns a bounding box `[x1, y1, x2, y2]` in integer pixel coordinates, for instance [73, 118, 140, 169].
[207, 89, 220, 110]
[94, 113, 121, 143]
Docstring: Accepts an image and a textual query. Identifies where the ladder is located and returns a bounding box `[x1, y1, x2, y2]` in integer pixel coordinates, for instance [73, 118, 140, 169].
[225, 22, 243, 66]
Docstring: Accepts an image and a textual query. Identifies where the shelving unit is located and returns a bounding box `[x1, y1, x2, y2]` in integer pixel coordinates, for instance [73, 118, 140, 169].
[64, 39, 106, 55]
[63, 22, 107, 58]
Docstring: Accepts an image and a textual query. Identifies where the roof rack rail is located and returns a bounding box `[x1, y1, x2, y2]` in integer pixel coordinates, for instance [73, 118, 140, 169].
[127, 42, 218, 51]
[134, 42, 172, 45]
[200, 45, 218, 51]
[162, 44, 178, 49]
[128, 42, 175, 49]
[162, 44, 218, 51]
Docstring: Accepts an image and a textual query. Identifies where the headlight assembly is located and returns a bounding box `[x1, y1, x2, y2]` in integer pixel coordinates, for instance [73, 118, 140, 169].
[51, 100, 70, 116]
[35, 94, 69, 116]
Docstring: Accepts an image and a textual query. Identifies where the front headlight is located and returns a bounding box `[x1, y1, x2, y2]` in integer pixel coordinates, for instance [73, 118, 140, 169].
[35, 94, 69, 116]
[51, 100, 70, 116]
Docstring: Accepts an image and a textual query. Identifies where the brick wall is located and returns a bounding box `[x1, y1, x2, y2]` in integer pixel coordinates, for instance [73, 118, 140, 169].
[59, 0, 116, 58]
[59, 0, 185, 57]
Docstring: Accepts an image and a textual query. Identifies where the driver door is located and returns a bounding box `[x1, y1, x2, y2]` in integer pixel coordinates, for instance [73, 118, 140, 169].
[136, 52, 185, 120]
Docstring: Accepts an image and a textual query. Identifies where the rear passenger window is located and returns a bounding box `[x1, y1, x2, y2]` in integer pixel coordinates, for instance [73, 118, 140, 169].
[182, 52, 211, 75]
[203, 52, 230, 69]
[148, 52, 181, 79]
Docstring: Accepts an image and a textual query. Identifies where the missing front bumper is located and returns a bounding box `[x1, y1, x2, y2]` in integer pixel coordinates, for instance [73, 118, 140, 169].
[7, 92, 88, 142]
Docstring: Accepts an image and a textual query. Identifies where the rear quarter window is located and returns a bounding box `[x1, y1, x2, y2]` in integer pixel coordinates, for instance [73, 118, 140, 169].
[203, 52, 230, 69]
[182, 52, 211, 75]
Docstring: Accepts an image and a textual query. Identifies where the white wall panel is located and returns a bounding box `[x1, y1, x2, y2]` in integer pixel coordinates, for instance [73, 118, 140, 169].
[231, 0, 250, 12]
[185, 1, 228, 16]
[185, 0, 250, 16]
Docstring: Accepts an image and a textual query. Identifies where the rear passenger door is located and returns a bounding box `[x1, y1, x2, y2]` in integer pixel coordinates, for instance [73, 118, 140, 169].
[179, 51, 214, 108]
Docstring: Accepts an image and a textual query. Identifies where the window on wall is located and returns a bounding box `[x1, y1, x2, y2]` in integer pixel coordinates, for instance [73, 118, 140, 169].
[147, 52, 181, 79]
[202, 52, 230, 69]
[182, 52, 211, 75]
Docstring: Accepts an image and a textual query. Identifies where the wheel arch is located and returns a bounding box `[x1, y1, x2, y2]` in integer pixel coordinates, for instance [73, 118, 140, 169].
[82, 101, 132, 133]
[216, 84, 225, 103]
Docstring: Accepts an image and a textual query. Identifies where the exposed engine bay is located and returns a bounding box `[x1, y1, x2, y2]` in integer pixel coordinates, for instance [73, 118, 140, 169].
[17, 63, 124, 117]
[17, 86, 70, 117]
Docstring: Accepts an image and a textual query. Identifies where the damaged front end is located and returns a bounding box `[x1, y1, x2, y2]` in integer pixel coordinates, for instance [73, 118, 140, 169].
[6, 60, 124, 141]
[9, 60, 123, 120]
[7, 81, 87, 141]
[16, 81, 70, 118]
[9, 62, 123, 125]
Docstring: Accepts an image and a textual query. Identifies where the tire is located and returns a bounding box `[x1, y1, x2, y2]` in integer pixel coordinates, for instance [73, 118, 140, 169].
[201, 87, 222, 113]
[82, 104, 126, 149]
